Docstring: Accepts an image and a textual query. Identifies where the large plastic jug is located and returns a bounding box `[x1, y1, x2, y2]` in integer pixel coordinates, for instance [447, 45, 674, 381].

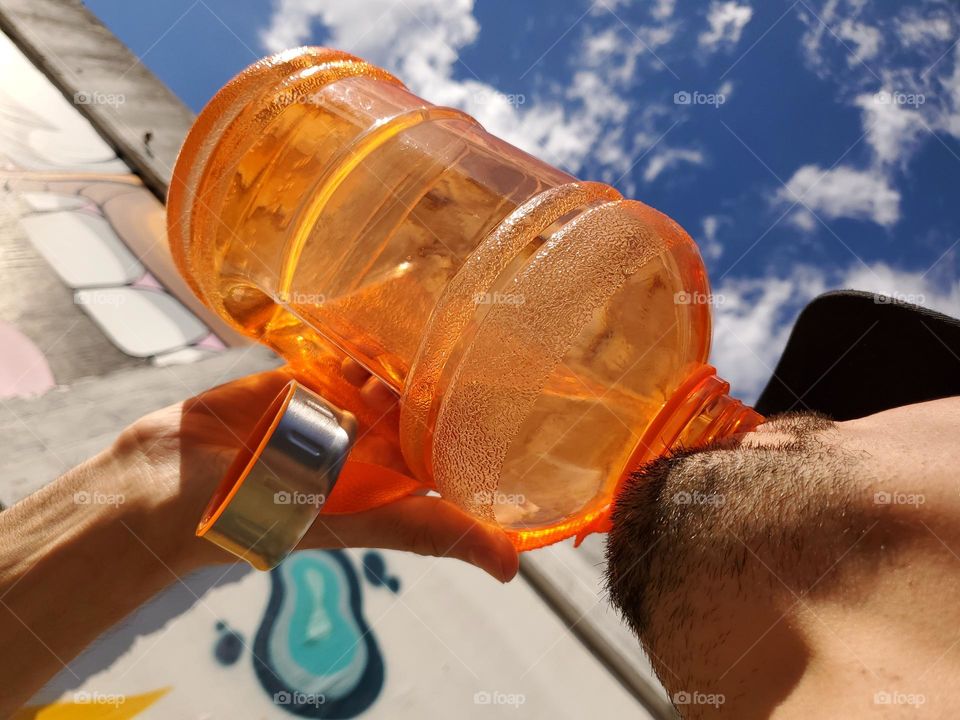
[168, 47, 763, 568]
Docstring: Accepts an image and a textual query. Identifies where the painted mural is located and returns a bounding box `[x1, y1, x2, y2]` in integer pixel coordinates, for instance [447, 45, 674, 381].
[0, 31, 233, 400]
[17, 551, 391, 720]
[253, 551, 387, 718]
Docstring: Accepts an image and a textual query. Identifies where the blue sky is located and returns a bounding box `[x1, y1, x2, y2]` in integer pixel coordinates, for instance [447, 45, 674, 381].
[87, 0, 960, 401]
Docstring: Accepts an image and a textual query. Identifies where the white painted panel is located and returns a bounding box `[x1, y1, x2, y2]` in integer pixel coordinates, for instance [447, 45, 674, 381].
[75, 287, 207, 357]
[20, 210, 143, 288]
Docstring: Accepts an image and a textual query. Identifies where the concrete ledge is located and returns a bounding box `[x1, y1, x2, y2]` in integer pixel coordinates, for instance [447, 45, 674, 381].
[0, 346, 280, 507]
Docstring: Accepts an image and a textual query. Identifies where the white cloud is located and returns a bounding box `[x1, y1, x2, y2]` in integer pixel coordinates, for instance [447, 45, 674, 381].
[258, 0, 684, 179]
[702, 215, 720, 241]
[938, 44, 960, 141]
[896, 13, 954, 48]
[710, 261, 960, 402]
[797, 3, 960, 155]
[798, 0, 867, 74]
[699, 2, 753, 52]
[259, 0, 327, 50]
[835, 18, 882, 65]
[583, 26, 619, 64]
[640, 23, 679, 51]
[854, 92, 925, 167]
[787, 208, 818, 232]
[700, 214, 725, 260]
[777, 164, 901, 227]
[787, 4, 960, 234]
[840, 262, 960, 318]
[583, 10, 678, 82]
[643, 148, 705, 182]
[260, 0, 479, 104]
[260, 0, 597, 167]
[710, 267, 826, 401]
[652, 0, 676, 21]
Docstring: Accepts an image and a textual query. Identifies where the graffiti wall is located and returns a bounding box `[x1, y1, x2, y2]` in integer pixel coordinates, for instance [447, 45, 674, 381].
[0, 30, 234, 400]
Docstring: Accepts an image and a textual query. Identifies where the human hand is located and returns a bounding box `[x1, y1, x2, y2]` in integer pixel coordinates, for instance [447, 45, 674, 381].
[109, 368, 519, 582]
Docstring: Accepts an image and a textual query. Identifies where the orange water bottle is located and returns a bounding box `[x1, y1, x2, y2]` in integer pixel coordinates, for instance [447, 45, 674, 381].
[167, 47, 763, 569]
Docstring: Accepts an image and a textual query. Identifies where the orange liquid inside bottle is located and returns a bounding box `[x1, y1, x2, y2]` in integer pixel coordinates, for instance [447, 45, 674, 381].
[169, 47, 762, 553]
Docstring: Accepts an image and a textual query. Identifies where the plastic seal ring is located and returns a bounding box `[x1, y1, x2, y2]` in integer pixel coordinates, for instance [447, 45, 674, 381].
[196, 380, 357, 570]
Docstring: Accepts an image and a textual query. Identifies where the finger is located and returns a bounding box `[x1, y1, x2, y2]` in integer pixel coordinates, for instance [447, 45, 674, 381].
[359, 376, 399, 414]
[301, 496, 519, 582]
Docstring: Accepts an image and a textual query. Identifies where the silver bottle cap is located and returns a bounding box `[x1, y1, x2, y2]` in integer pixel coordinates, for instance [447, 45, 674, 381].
[197, 380, 356, 570]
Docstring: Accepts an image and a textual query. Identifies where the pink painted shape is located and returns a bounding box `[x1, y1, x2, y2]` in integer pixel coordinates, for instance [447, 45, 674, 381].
[0, 321, 55, 398]
[196, 332, 226, 351]
[132, 272, 164, 290]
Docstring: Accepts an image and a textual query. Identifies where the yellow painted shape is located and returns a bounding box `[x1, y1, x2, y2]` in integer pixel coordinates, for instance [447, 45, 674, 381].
[13, 687, 170, 720]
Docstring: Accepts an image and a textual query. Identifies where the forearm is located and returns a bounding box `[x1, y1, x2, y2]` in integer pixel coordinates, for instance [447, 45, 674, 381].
[0, 371, 519, 713]
[0, 449, 187, 714]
